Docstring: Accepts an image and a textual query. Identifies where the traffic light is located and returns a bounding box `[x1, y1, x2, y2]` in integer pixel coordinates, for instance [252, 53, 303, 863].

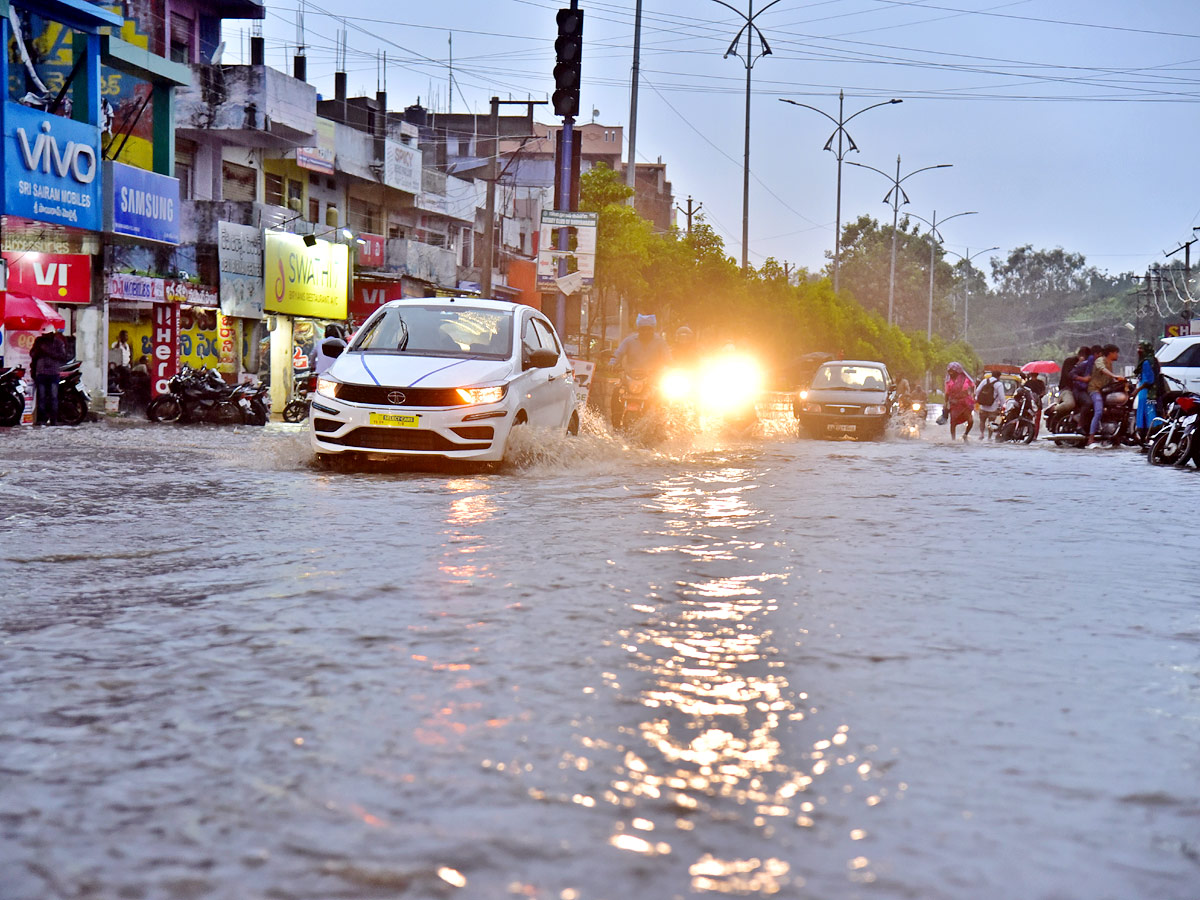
[552, 8, 583, 118]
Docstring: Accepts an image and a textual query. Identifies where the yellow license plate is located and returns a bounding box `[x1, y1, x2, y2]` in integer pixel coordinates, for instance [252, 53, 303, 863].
[369, 412, 419, 428]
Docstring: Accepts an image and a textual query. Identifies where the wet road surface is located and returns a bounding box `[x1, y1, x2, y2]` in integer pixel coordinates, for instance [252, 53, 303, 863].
[2, 417, 1198, 899]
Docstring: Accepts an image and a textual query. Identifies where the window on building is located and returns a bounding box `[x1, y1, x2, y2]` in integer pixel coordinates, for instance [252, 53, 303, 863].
[348, 197, 381, 234]
[175, 139, 196, 201]
[309, 197, 320, 223]
[223, 162, 258, 203]
[170, 13, 194, 64]
[264, 171, 284, 207]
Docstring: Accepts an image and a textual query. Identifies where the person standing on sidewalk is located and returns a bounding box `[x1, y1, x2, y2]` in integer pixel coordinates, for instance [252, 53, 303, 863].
[30, 328, 69, 426]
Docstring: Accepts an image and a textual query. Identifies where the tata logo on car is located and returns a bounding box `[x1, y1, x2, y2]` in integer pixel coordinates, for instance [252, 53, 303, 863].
[16, 121, 97, 184]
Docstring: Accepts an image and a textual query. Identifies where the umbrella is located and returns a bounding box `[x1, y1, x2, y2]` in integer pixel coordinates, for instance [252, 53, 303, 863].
[1021, 359, 1060, 375]
[2, 293, 66, 331]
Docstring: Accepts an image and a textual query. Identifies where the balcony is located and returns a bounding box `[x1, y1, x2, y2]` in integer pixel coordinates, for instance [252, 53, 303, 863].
[181, 199, 292, 246]
[385, 239, 457, 287]
[175, 65, 316, 148]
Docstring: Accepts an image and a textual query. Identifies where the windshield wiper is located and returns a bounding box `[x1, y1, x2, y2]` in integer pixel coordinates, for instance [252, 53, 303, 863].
[396, 318, 409, 351]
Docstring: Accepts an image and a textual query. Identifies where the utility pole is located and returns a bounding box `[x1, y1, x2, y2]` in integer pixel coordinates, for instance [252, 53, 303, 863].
[779, 90, 901, 294]
[710, 0, 784, 271]
[675, 195, 702, 234]
[481, 96, 500, 299]
[625, 0, 642, 198]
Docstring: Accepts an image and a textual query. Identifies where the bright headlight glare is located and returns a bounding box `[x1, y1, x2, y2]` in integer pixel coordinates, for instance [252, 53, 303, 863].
[660, 370, 693, 402]
[316, 377, 339, 398]
[697, 355, 766, 413]
[911, 402, 922, 412]
[799, 390, 809, 400]
[456, 385, 505, 405]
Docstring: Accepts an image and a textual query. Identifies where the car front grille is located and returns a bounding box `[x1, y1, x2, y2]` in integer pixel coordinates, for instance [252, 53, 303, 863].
[319, 427, 490, 452]
[333, 383, 463, 407]
[821, 404, 863, 415]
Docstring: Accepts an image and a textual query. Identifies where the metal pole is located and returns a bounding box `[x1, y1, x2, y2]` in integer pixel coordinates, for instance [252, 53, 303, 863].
[481, 95, 499, 299]
[888, 155, 899, 326]
[927, 209, 937, 343]
[833, 90, 843, 294]
[625, 0, 642, 197]
[740, 0, 753, 271]
[556, 116, 575, 337]
[963, 246, 970, 339]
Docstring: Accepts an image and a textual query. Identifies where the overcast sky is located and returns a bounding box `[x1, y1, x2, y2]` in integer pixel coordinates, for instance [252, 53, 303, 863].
[227, 0, 1200, 280]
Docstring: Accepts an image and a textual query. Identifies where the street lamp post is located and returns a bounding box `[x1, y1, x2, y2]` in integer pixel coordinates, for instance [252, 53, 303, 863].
[942, 245, 998, 341]
[778, 92, 901, 294]
[847, 157, 951, 326]
[710, 0, 784, 271]
[906, 210, 977, 342]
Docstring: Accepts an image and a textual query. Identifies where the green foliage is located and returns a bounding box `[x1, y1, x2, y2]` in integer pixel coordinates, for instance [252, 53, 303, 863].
[577, 166, 979, 384]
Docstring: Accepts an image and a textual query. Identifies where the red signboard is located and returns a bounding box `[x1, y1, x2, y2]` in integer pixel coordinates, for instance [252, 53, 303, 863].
[3, 251, 91, 304]
[1165, 323, 1192, 338]
[349, 280, 402, 322]
[151, 302, 179, 397]
[357, 233, 385, 268]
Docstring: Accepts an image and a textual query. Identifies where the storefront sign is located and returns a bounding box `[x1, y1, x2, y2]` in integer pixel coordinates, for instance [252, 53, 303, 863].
[217, 222, 264, 319]
[105, 161, 180, 245]
[349, 280, 402, 322]
[264, 232, 349, 319]
[2, 252, 91, 304]
[1165, 322, 1192, 338]
[3, 103, 102, 231]
[165, 281, 219, 306]
[383, 140, 422, 195]
[357, 233, 384, 268]
[108, 273, 165, 301]
[151, 302, 179, 397]
[297, 118, 336, 175]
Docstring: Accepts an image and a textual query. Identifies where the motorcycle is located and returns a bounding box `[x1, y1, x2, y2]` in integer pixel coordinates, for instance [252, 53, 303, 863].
[232, 380, 270, 426]
[659, 353, 764, 436]
[0, 365, 27, 427]
[283, 369, 316, 423]
[612, 368, 654, 430]
[56, 360, 91, 426]
[1147, 377, 1200, 467]
[893, 393, 928, 437]
[147, 365, 243, 425]
[995, 380, 1042, 444]
[1045, 381, 1134, 447]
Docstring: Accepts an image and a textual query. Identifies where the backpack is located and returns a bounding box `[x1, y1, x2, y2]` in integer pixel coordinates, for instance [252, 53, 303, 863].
[978, 378, 996, 407]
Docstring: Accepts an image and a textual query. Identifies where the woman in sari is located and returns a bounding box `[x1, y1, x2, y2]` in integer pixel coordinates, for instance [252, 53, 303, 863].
[944, 362, 976, 440]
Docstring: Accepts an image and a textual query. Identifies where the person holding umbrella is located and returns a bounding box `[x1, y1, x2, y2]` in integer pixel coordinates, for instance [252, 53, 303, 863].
[29, 326, 69, 426]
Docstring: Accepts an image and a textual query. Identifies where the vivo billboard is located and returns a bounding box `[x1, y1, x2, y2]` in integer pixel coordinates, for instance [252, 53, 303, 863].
[3, 103, 102, 231]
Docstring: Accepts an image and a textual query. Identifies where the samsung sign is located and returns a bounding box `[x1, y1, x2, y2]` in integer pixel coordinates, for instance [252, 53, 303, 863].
[104, 161, 180, 245]
[3, 102, 102, 231]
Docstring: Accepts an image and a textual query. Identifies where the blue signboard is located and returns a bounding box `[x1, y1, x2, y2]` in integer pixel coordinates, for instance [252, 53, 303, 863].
[105, 161, 180, 245]
[3, 102, 102, 231]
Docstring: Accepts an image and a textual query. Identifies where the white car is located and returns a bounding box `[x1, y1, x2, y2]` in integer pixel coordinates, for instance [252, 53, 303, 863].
[309, 298, 578, 464]
[1158, 335, 1200, 395]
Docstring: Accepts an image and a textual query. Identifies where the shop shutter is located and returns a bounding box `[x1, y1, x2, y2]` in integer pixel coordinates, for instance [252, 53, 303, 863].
[223, 161, 257, 203]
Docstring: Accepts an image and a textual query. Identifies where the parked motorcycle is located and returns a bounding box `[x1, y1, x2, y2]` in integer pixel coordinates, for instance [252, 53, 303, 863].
[283, 370, 315, 423]
[147, 365, 243, 425]
[1147, 378, 1200, 467]
[232, 380, 270, 426]
[996, 380, 1042, 444]
[56, 360, 91, 426]
[0, 365, 27, 426]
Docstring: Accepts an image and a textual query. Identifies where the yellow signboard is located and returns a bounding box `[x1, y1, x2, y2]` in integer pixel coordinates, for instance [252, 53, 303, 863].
[264, 232, 349, 319]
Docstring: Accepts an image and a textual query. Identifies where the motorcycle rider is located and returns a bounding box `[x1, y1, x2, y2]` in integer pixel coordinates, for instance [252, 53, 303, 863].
[1048, 345, 1089, 419]
[1085, 343, 1124, 446]
[672, 325, 701, 368]
[610, 314, 671, 425]
[975, 370, 1007, 439]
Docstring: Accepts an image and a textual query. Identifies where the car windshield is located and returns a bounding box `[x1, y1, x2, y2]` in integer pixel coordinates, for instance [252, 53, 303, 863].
[811, 364, 887, 391]
[351, 305, 513, 359]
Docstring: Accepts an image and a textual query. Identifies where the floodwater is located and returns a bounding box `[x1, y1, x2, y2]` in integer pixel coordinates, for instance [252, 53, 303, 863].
[1, 414, 1198, 900]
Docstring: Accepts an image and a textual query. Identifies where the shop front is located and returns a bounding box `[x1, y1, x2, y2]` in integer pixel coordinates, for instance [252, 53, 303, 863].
[263, 231, 349, 415]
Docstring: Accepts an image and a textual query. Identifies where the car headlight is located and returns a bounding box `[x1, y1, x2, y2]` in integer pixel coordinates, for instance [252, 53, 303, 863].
[864, 405, 887, 415]
[799, 389, 809, 400]
[456, 385, 506, 405]
[316, 377, 340, 398]
[911, 402, 922, 412]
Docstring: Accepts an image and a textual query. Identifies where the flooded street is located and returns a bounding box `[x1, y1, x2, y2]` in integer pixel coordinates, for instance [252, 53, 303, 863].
[2, 419, 1198, 900]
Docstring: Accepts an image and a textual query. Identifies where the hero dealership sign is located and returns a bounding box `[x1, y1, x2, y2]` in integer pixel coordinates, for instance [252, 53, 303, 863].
[2, 252, 91, 304]
[4, 103, 102, 231]
[151, 302, 179, 397]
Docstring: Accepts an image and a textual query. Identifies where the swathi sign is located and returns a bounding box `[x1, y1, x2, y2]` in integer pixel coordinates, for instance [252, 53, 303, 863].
[264, 233, 349, 319]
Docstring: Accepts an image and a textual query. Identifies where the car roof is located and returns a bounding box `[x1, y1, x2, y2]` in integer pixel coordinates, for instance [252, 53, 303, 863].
[821, 360, 890, 369]
[379, 297, 523, 314]
[1159, 335, 1200, 349]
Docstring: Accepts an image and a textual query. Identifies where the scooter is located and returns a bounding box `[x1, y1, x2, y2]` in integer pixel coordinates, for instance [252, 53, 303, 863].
[56, 361, 91, 426]
[232, 381, 270, 426]
[0, 366, 27, 426]
[1147, 380, 1200, 466]
[283, 370, 315, 423]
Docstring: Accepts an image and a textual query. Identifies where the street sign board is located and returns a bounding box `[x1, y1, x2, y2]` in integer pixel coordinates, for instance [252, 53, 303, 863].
[1165, 322, 1192, 338]
[537, 210, 598, 289]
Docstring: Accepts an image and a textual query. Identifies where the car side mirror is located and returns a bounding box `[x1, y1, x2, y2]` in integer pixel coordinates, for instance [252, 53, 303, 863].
[525, 348, 558, 370]
[321, 337, 346, 359]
